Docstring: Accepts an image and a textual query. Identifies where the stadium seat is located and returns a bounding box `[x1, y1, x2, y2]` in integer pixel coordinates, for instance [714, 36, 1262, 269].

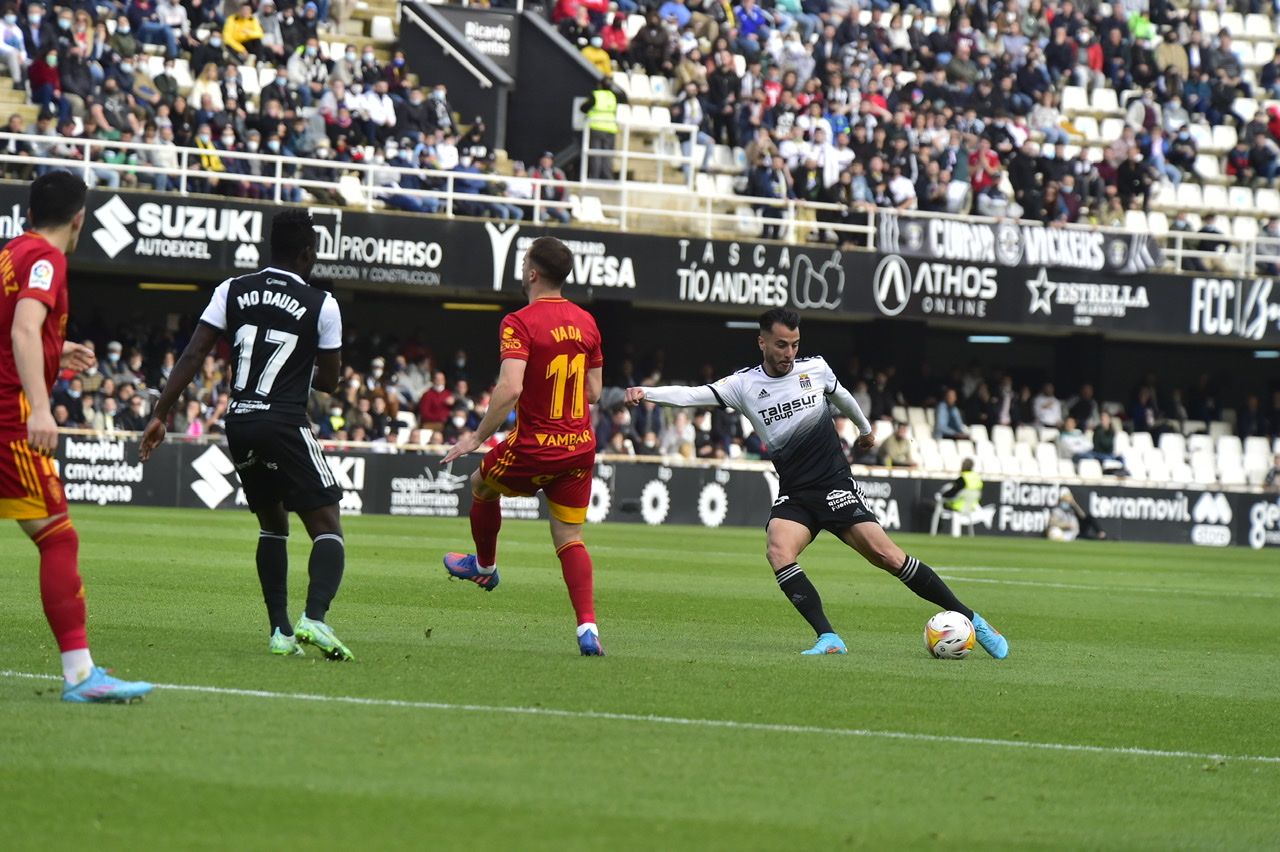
[1036, 443, 1059, 476]
[713, 174, 735, 195]
[1235, 98, 1260, 121]
[1228, 185, 1254, 209]
[892, 405, 909, 423]
[1061, 86, 1089, 114]
[1255, 41, 1276, 64]
[1125, 455, 1147, 480]
[1124, 210, 1147, 232]
[694, 173, 716, 196]
[1195, 155, 1222, 181]
[712, 145, 736, 171]
[907, 406, 928, 427]
[1182, 419, 1207, 435]
[1245, 436, 1272, 458]
[1246, 13, 1273, 37]
[1219, 464, 1246, 486]
[1076, 458, 1104, 479]
[1014, 425, 1038, 445]
[1211, 124, 1238, 153]
[968, 424, 989, 445]
[1090, 88, 1120, 115]
[240, 65, 261, 100]
[648, 106, 671, 128]
[625, 13, 645, 39]
[1188, 434, 1214, 455]
[1190, 456, 1217, 485]
[991, 424, 1014, 454]
[1256, 188, 1280, 215]
[337, 175, 366, 207]
[649, 76, 673, 103]
[1146, 211, 1169, 236]
[1200, 10, 1220, 33]
[628, 74, 652, 104]
[370, 15, 394, 41]
[614, 102, 634, 126]
[1174, 182, 1203, 209]
[1158, 433, 1187, 461]
[1221, 12, 1245, 35]
[1209, 421, 1234, 439]
[1113, 430, 1131, 456]
[1233, 216, 1259, 240]
[1202, 184, 1229, 211]
[1099, 117, 1125, 142]
[579, 195, 610, 224]
[610, 71, 631, 100]
[1234, 41, 1256, 66]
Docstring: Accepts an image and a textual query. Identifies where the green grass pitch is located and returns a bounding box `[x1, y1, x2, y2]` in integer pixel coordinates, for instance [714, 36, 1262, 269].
[2, 505, 1278, 850]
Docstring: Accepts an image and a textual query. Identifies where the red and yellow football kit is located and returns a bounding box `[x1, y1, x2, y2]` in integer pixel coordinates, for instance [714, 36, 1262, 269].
[0, 232, 70, 520]
[479, 297, 603, 523]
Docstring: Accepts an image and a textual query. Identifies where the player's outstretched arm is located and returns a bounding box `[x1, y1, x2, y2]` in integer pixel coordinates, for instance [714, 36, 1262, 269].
[140, 323, 221, 461]
[826, 380, 875, 451]
[441, 358, 527, 465]
[625, 385, 720, 408]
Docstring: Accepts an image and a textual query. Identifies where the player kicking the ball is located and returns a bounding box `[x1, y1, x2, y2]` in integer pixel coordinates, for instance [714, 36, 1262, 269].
[626, 308, 1009, 658]
[141, 210, 353, 661]
[441, 237, 606, 656]
[0, 172, 153, 701]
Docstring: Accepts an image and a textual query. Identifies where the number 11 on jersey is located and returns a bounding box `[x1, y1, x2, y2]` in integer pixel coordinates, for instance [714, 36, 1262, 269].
[546, 353, 586, 420]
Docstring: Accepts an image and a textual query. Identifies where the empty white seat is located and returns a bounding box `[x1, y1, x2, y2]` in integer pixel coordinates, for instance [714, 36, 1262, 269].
[713, 174, 735, 195]
[1190, 457, 1218, 485]
[1124, 209, 1148, 231]
[1113, 430, 1131, 456]
[969, 424, 989, 445]
[1188, 434, 1214, 455]
[1217, 435, 1244, 459]
[1221, 12, 1245, 35]
[1146, 211, 1169, 236]
[1212, 124, 1239, 152]
[1245, 13, 1273, 38]
[1209, 421, 1234, 439]
[1235, 98, 1260, 121]
[1233, 216, 1259, 240]
[1202, 184, 1229, 210]
[369, 15, 394, 41]
[1174, 182, 1203, 209]
[628, 73, 652, 103]
[1091, 87, 1120, 114]
[907, 406, 928, 426]
[1015, 425, 1039, 445]
[1228, 185, 1254, 209]
[1159, 432, 1187, 460]
[991, 424, 1014, 454]
[648, 76, 673, 103]
[1219, 464, 1247, 486]
[1245, 436, 1272, 457]
[1100, 117, 1125, 141]
[1255, 41, 1276, 64]
[1256, 188, 1280, 214]
[1077, 458, 1104, 479]
[1195, 154, 1222, 180]
[579, 195, 609, 223]
[1200, 11, 1220, 33]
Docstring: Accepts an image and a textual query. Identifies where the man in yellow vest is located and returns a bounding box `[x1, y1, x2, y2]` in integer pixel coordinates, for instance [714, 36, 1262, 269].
[940, 458, 984, 510]
[580, 76, 625, 180]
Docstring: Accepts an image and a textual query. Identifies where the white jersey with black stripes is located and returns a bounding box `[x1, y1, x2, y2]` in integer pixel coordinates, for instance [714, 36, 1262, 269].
[642, 355, 872, 493]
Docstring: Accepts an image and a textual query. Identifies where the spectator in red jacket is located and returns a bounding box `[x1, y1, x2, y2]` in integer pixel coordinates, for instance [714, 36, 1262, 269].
[601, 13, 629, 60]
[416, 370, 454, 430]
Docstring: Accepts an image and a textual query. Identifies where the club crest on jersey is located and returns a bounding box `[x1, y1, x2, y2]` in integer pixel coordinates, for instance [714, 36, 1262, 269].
[29, 258, 54, 291]
[798, 373, 812, 390]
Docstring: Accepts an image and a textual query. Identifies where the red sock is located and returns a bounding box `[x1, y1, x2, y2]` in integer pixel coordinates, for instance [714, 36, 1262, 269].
[470, 495, 502, 568]
[556, 541, 595, 625]
[33, 520, 88, 652]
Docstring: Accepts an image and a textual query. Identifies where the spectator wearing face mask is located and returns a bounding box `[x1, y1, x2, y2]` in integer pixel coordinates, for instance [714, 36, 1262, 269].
[426, 84, 456, 136]
[259, 65, 299, 113]
[257, 0, 286, 60]
[287, 37, 332, 106]
[0, 9, 28, 87]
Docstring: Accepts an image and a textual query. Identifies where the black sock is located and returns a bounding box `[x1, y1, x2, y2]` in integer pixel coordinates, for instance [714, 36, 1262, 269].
[897, 556, 972, 620]
[775, 563, 834, 636]
[256, 531, 290, 635]
[305, 533, 345, 622]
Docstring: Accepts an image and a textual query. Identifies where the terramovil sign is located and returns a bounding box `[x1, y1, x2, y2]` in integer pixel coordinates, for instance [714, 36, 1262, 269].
[53, 437, 1272, 548]
[878, 212, 1162, 274]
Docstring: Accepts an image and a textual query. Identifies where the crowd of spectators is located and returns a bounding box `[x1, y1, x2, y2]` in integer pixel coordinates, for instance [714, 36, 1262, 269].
[0, 0, 577, 220]
[551, 0, 1280, 242]
[40, 323, 1280, 489]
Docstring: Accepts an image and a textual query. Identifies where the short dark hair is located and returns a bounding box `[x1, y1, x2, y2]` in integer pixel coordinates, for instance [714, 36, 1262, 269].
[758, 307, 800, 333]
[270, 208, 316, 261]
[526, 236, 573, 285]
[28, 171, 87, 229]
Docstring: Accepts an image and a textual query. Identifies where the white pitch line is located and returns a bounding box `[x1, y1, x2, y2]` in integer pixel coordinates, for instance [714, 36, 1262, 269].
[3, 670, 1277, 766]
[936, 573, 1279, 600]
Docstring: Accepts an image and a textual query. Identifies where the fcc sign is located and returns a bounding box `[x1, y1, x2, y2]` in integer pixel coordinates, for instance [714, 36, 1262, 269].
[873, 255, 912, 317]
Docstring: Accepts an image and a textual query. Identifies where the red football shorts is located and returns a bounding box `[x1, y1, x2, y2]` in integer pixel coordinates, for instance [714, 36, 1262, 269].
[478, 444, 595, 524]
[0, 437, 68, 520]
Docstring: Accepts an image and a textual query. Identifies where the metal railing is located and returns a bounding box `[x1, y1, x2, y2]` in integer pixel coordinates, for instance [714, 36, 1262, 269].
[3, 130, 1276, 276]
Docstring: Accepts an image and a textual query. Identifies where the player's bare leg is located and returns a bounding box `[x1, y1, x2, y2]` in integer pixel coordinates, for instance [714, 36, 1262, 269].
[19, 513, 153, 701]
[839, 522, 1008, 658]
[444, 470, 503, 590]
[253, 502, 300, 655]
[293, 503, 353, 661]
[766, 518, 845, 655]
[550, 515, 602, 656]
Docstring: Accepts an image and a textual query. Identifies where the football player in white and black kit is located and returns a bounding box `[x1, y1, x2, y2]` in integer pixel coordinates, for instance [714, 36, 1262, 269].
[140, 210, 354, 661]
[626, 308, 1009, 658]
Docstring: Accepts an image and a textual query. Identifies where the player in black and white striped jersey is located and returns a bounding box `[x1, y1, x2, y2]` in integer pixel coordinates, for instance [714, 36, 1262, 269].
[627, 308, 1009, 659]
[140, 210, 354, 661]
